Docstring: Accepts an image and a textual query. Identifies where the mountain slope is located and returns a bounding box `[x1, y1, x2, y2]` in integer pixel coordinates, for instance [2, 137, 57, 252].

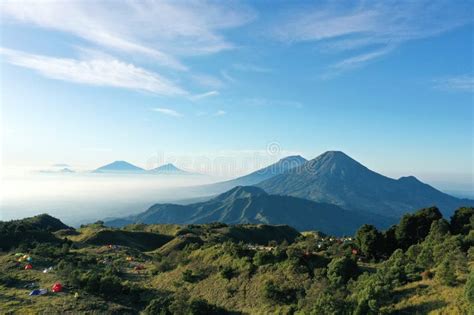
[203, 155, 307, 194]
[149, 163, 191, 175]
[257, 151, 473, 217]
[105, 186, 391, 235]
[93, 161, 145, 173]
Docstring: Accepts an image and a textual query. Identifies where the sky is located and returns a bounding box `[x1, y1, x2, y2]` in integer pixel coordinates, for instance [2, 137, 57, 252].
[0, 0, 473, 192]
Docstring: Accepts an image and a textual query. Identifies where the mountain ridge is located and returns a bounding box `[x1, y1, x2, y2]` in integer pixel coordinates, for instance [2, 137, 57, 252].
[257, 151, 473, 218]
[105, 185, 391, 235]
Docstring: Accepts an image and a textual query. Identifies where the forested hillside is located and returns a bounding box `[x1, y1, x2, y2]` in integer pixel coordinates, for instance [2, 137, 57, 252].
[0, 207, 473, 314]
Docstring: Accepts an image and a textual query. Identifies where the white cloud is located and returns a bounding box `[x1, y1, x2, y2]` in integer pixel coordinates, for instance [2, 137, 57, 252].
[213, 110, 226, 116]
[0, 48, 186, 96]
[434, 75, 474, 92]
[0, 1, 255, 70]
[195, 110, 226, 117]
[152, 107, 183, 117]
[272, 1, 473, 74]
[190, 90, 220, 101]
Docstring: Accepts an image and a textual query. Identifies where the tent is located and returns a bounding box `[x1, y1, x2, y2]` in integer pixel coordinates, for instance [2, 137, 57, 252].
[24, 264, 33, 270]
[43, 267, 53, 274]
[29, 289, 47, 296]
[51, 283, 63, 293]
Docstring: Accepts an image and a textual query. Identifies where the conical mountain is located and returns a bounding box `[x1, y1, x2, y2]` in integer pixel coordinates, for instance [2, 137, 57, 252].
[93, 161, 145, 173]
[204, 155, 307, 193]
[258, 151, 473, 217]
[149, 163, 191, 175]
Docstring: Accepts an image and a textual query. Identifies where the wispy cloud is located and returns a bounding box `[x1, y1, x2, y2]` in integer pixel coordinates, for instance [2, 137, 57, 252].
[213, 110, 226, 117]
[232, 63, 272, 73]
[0, 48, 186, 96]
[195, 110, 227, 117]
[0, 1, 255, 70]
[272, 1, 473, 74]
[243, 98, 303, 109]
[190, 90, 220, 101]
[152, 107, 183, 117]
[190, 74, 225, 89]
[433, 75, 474, 93]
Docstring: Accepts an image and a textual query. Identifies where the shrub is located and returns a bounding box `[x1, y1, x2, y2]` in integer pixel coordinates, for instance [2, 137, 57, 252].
[144, 295, 173, 315]
[253, 251, 275, 266]
[436, 258, 457, 286]
[327, 256, 359, 286]
[220, 266, 235, 280]
[465, 271, 474, 304]
[263, 280, 297, 304]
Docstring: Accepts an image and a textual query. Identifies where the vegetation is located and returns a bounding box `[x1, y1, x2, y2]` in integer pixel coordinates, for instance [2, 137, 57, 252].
[0, 206, 472, 314]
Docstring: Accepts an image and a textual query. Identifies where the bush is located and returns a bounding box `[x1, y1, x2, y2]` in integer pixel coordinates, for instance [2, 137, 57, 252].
[327, 256, 359, 286]
[220, 266, 235, 280]
[465, 271, 474, 305]
[253, 251, 275, 266]
[310, 291, 348, 315]
[144, 294, 173, 315]
[436, 258, 457, 286]
[263, 280, 297, 304]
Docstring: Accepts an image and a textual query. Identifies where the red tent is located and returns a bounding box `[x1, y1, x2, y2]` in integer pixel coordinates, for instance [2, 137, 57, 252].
[24, 264, 33, 270]
[51, 283, 63, 293]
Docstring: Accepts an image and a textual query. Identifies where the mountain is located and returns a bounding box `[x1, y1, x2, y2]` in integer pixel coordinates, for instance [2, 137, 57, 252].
[203, 155, 307, 194]
[149, 163, 191, 175]
[93, 161, 145, 173]
[105, 186, 391, 235]
[59, 168, 75, 173]
[257, 151, 473, 218]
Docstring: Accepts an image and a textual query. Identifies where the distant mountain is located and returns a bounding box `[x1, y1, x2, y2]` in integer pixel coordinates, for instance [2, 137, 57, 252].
[59, 168, 75, 173]
[93, 161, 145, 173]
[257, 151, 473, 218]
[105, 186, 391, 235]
[149, 163, 192, 175]
[203, 155, 307, 194]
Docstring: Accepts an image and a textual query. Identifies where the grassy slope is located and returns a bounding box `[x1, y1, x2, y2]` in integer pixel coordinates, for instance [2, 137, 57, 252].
[1, 223, 472, 314]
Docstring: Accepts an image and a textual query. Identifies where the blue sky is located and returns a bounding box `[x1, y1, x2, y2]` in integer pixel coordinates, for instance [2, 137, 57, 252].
[0, 1, 473, 191]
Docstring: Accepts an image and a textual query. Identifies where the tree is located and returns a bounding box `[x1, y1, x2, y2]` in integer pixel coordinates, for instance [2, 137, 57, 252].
[395, 207, 442, 249]
[465, 271, 474, 305]
[144, 294, 173, 315]
[189, 298, 219, 315]
[426, 219, 450, 242]
[263, 280, 297, 304]
[355, 225, 383, 258]
[327, 256, 359, 286]
[451, 207, 474, 235]
[436, 257, 457, 286]
[310, 291, 348, 315]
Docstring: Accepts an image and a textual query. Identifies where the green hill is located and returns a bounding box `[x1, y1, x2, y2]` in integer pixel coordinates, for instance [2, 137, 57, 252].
[106, 186, 391, 235]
